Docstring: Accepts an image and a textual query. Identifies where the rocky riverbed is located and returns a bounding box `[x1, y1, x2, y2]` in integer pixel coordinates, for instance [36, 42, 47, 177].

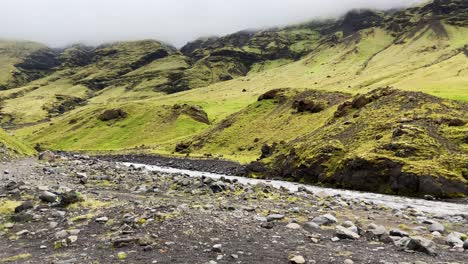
[0, 154, 467, 264]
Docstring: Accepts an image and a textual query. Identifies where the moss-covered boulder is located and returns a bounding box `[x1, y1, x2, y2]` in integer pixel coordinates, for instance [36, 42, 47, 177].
[98, 109, 128, 121]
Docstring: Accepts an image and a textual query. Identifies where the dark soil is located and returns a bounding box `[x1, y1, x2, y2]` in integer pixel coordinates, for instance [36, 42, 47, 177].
[97, 154, 246, 176]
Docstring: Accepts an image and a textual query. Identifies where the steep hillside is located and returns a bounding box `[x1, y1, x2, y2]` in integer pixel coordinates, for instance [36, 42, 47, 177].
[1, 0, 466, 130]
[18, 102, 211, 152]
[247, 88, 467, 197]
[177, 89, 351, 162]
[0, 128, 35, 160]
[0, 40, 59, 90]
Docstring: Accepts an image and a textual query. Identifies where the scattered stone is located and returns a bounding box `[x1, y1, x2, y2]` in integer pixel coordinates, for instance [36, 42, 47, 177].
[344, 259, 354, 264]
[289, 255, 305, 264]
[16, 230, 29, 236]
[331, 237, 340, 242]
[342, 221, 358, 234]
[95, 216, 109, 223]
[39, 191, 57, 203]
[398, 236, 437, 256]
[389, 229, 409, 237]
[428, 221, 445, 233]
[336, 225, 360, 240]
[143, 245, 153, 252]
[316, 191, 330, 199]
[366, 224, 387, 240]
[55, 230, 69, 239]
[68, 229, 80, 235]
[4, 223, 14, 228]
[260, 222, 274, 229]
[266, 214, 285, 222]
[304, 221, 320, 231]
[58, 191, 81, 207]
[39, 151, 56, 161]
[209, 181, 226, 193]
[49, 222, 58, 229]
[67, 235, 78, 244]
[423, 195, 436, 201]
[14, 201, 34, 213]
[286, 223, 301, 230]
[446, 232, 464, 247]
[212, 244, 222, 253]
[312, 214, 337, 226]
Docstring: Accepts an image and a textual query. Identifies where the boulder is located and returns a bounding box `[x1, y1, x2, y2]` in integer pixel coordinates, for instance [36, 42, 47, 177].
[14, 201, 34, 213]
[336, 225, 360, 240]
[39, 191, 58, 203]
[293, 99, 325, 113]
[58, 191, 81, 207]
[289, 255, 306, 264]
[400, 236, 437, 256]
[286, 223, 301, 229]
[389, 229, 409, 237]
[266, 214, 285, 222]
[311, 214, 337, 226]
[98, 109, 128, 121]
[428, 221, 445, 233]
[303, 221, 320, 231]
[209, 181, 226, 193]
[446, 232, 464, 247]
[258, 89, 287, 102]
[39, 151, 56, 161]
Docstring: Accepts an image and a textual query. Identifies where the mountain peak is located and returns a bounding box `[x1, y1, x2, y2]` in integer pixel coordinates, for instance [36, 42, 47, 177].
[340, 9, 384, 36]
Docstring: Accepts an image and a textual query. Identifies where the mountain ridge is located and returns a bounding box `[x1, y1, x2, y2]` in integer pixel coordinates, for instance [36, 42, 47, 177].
[0, 0, 466, 197]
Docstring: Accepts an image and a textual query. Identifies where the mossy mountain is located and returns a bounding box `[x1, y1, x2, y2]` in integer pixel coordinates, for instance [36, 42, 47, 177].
[0, 0, 466, 197]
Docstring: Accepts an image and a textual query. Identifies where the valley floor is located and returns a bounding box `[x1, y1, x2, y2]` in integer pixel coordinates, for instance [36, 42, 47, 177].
[0, 156, 467, 264]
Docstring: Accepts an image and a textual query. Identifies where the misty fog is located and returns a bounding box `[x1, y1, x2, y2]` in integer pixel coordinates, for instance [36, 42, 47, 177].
[2, 0, 425, 47]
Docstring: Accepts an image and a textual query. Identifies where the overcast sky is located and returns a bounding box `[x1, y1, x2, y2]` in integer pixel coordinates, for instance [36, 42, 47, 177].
[2, 0, 424, 48]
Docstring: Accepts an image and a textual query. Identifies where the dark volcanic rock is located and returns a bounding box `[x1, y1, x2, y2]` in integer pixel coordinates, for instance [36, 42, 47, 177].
[293, 99, 325, 113]
[340, 9, 384, 36]
[58, 191, 81, 207]
[59, 45, 94, 67]
[173, 104, 211, 125]
[15, 48, 60, 71]
[175, 142, 191, 153]
[14, 201, 34, 213]
[258, 89, 288, 102]
[98, 109, 128, 121]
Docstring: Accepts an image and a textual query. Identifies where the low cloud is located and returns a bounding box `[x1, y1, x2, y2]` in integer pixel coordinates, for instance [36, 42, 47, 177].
[1, 0, 424, 47]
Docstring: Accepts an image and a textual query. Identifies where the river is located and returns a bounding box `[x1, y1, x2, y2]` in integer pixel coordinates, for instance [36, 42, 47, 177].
[122, 162, 468, 216]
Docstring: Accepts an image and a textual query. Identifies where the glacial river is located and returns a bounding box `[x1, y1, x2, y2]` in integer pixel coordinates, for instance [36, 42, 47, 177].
[122, 162, 468, 216]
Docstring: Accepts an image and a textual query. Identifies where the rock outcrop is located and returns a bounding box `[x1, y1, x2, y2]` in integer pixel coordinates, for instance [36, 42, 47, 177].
[250, 88, 468, 198]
